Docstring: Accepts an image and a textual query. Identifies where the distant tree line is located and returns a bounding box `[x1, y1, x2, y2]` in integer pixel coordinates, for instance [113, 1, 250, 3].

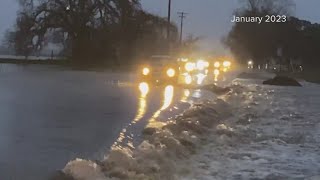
[3, 0, 180, 66]
[225, 0, 320, 70]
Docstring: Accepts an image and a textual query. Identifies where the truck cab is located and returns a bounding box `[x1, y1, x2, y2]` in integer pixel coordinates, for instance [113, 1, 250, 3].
[139, 55, 178, 84]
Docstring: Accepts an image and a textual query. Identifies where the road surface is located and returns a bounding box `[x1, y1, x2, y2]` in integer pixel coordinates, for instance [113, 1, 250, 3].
[0, 64, 226, 180]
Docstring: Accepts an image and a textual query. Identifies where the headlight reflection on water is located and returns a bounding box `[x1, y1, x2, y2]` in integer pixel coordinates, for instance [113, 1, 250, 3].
[181, 89, 190, 102]
[111, 82, 150, 150]
[184, 74, 192, 85]
[148, 85, 174, 128]
[196, 73, 206, 85]
[184, 89, 190, 97]
[133, 82, 150, 123]
[214, 69, 220, 82]
[139, 82, 149, 97]
[161, 85, 174, 110]
[112, 84, 177, 150]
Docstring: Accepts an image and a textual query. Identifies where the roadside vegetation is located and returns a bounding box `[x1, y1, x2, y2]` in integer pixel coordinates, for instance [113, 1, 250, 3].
[2, 0, 181, 67]
[225, 0, 320, 82]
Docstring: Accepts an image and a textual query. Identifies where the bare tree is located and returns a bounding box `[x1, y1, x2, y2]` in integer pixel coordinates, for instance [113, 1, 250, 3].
[239, 0, 295, 15]
[7, 0, 179, 65]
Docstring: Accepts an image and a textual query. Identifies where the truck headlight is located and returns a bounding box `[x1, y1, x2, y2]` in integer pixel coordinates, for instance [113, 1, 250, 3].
[185, 62, 195, 72]
[142, 67, 150, 75]
[223, 61, 231, 67]
[196, 60, 207, 71]
[214, 62, 220, 68]
[167, 68, 175, 77]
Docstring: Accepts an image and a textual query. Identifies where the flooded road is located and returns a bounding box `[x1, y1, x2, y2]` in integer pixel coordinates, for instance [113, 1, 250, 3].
[0, 64, 211, 180]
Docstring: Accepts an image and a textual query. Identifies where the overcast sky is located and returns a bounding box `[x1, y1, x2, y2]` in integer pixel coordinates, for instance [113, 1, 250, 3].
[1, 0, 320, 55]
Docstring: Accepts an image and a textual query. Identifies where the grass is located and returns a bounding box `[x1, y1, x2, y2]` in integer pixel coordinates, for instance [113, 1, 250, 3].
[0, 58, 71, 65]
[0, 58, 136, 72]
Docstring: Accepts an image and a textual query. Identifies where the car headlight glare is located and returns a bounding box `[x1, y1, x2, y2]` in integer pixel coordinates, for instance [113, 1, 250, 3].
[185, 62, 195, 72]
[223, 61, 231, 67]
[214, 62, 220, 68]
[167, 68, 175, 77]
[196, 60, 207, 71]
[142, 67, 150, 75]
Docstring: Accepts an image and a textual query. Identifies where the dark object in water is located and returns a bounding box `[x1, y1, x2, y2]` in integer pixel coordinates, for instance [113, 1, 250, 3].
[142, 127, 157, 136]
[263, 76, 302, 87]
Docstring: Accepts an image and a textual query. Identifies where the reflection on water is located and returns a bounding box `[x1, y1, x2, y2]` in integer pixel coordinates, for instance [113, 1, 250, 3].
[214, 69, 220, 82]
[193, 89, 202, 98]
[181, 89, 190, 102]
[133, 83, 149, 124]
[138, 82, 149, 98]
[196, 73, 207, 85]
[111, 83, 180, 150]
[161, 85, 174, 110]
[147, 85, 174, 128]
[111, 82, 150, 150]
[184, 74, 192, 85]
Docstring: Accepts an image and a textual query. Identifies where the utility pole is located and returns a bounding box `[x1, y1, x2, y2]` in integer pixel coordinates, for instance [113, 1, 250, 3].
[167, 0, 172, 40]
[167, 0, 172, 55]
[178, 12, 187, 45]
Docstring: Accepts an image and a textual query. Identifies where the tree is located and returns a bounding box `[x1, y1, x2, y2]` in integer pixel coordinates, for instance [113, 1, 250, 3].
[225, 0, 295, 65]
[132, 11, 178, 59]
[5, 0, 178, 66]
[2, 30, 16, 49]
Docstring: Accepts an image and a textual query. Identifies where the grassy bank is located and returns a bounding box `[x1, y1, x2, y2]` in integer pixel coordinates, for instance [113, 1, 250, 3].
[0, 58, 137, 73]
[0, 58, 70, 65]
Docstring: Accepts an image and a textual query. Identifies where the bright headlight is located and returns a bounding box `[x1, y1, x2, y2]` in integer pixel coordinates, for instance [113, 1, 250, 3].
[214, 62, 220, 68]
[167, 68, 175, 77]
[142, 67, 150, 75]
[223, 61, 231, 67]
[185, 62, 195, 72]
[196, 60, 207, 70]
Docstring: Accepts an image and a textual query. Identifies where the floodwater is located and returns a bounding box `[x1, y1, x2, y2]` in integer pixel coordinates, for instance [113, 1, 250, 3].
[0, 64, 201, 180]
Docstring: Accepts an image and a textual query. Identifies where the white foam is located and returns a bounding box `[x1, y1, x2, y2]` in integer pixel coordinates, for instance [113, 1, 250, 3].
[64, 80, 320, 180]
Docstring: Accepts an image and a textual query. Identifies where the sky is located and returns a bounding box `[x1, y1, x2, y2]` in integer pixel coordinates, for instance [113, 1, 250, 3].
[1, 0, 320, 55]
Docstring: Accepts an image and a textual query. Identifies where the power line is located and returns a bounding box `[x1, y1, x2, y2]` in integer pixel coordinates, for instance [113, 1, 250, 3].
[178, 12, 188, 45]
